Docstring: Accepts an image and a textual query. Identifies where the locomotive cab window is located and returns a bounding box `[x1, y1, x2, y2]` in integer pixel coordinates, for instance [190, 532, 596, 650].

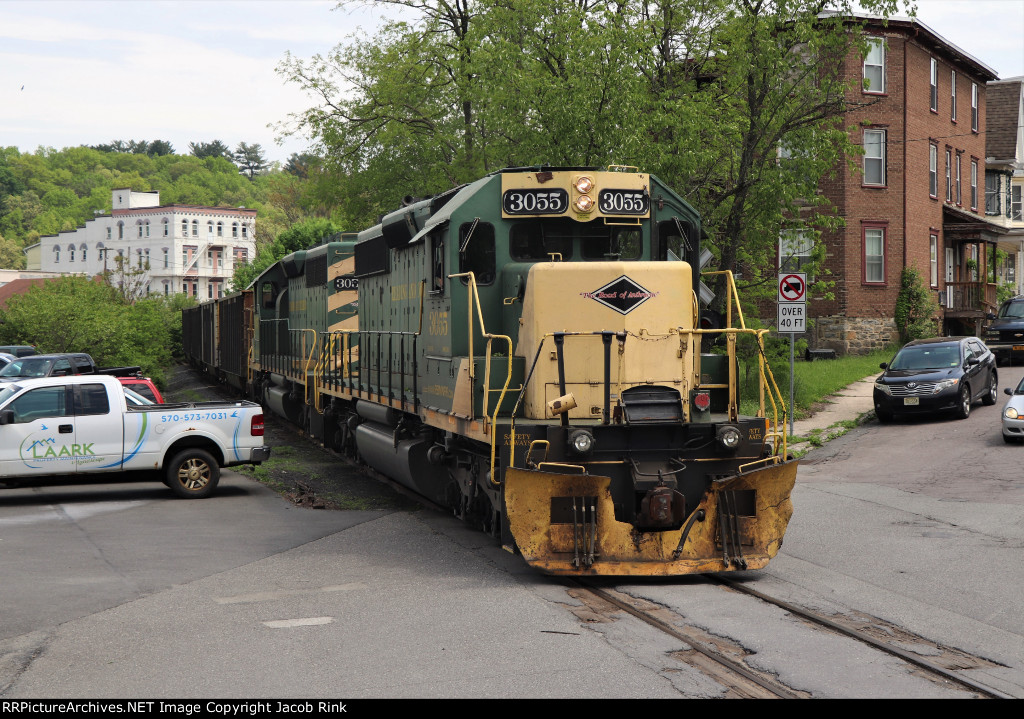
[579, 224, 642, 260]
[510, 223, 573, 261]
[658, 220, 693, 262]
[458, 221, 496, 285]
[260, 282, 276, 310]
[430, 233, 446, 295]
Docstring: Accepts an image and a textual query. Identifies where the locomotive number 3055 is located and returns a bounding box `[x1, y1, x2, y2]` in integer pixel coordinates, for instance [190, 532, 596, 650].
[502, 189, 568, 215]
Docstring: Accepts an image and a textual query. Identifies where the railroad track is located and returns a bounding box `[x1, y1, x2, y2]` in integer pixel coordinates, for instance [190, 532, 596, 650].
[571, 581, 804, 698]
[710, 576, 1014, 699]
[571, 578, 1013, 699]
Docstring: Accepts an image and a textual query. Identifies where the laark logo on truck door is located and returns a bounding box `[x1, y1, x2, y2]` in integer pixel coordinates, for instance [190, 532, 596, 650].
[580, 275, 658, 314]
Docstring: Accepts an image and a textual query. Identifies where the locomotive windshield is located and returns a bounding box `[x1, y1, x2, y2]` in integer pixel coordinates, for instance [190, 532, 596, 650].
[509, 218, 642, 261]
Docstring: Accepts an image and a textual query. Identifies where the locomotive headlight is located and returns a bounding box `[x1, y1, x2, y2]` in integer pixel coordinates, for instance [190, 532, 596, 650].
[1005, 407, 1019, 420]
[574, 195, 595, 213]
[569, 429, 596, 456]
[716, 425, 742, 452]
[574, 176, 594, 193]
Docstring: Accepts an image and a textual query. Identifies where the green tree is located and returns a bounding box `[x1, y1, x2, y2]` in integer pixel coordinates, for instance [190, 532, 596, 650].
[232, 217, 342, 291]
[189, 140, 232, 159]
[277, 0, 903, 303]
[234, 142, 268, 180]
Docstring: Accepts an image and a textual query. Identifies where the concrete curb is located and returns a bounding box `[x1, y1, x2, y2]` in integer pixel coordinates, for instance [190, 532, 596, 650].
[785, 376, 877, 454]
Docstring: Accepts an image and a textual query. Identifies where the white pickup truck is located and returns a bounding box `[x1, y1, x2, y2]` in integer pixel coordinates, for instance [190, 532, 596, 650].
[0, 375, 270, 498]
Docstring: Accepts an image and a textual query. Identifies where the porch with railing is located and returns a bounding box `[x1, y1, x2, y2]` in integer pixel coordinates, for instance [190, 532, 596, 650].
[943, 281, 998, 315]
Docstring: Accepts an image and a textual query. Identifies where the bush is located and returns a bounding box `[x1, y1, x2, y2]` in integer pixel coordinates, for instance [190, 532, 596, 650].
[894, 267, 938, 344]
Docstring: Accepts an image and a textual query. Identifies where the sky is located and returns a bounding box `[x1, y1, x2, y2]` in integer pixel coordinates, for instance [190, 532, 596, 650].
[1, 0, 1022, 165]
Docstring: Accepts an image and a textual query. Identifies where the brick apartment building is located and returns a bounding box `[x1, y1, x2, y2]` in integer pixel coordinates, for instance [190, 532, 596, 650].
[796, 15, 1005, 353]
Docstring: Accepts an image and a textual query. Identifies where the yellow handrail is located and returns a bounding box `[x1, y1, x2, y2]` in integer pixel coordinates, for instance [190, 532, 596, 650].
[447, 271, 514, 488]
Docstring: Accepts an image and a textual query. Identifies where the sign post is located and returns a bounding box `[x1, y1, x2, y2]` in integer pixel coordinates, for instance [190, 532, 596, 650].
[778, 273, 807, 436]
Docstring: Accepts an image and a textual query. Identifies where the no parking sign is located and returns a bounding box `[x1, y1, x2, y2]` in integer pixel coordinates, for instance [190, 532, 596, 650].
[778, 273, 806, 333]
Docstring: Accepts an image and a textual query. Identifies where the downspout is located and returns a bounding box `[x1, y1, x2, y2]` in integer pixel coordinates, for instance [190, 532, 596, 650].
[903, 31, 910, 272]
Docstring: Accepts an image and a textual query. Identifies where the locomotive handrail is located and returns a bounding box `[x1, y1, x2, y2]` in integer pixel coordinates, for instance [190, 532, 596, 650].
[448, 271, 514, 488]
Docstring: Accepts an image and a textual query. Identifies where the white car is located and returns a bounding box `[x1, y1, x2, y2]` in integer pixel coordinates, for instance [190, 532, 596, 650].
[1001, 378, 1024, 443]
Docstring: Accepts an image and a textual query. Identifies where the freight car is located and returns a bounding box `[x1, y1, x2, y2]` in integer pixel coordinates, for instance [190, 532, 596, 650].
[183, 166, 798, 576]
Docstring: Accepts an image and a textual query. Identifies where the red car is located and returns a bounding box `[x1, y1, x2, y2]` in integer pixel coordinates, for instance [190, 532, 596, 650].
[118, 375, 164, 403]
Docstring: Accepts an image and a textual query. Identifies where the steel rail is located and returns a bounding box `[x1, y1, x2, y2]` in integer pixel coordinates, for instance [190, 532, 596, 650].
[576, 581, 799, 699]
[711, 576, 1014, 700]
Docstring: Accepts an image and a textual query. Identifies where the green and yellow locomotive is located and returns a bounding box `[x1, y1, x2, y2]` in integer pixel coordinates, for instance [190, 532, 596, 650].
[184, 166, 798, 576]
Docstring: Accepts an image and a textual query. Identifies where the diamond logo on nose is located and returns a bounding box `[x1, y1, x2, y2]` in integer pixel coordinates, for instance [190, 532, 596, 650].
[582, 275, 657, 314]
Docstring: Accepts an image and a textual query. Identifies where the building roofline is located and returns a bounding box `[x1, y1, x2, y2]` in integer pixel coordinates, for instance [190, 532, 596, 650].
[822, 12, 1000, 81]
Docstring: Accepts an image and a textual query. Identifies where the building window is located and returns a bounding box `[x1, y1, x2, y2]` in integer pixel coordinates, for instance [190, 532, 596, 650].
[929, 144, 938, 197]
[138, 224, 143, 239]
[181, 220, 188, 236]
[81, 245, 87, 262]
[956, 153, 962, 205]
[929, 58, 937, 112]
[54, 246, 59, 263]
[971, 160, 978, 210]
[951, 70, 957, 121]
[241, 225, 248, 239]
[234, 247, 248, 265]
[163, 219, 169, 237]
[945, 149, 952, 201]
[106, 227, 112, 240]
[779, 229, 815, 280]
[207, 221, 214, 239]
[217, 222, 223, 237]
[1012, 185, 1023, 222]
[930, 235, 938, 288]
[118, 222, 123, 240]
[232, 222, 238, 238]
[145, 223, 150, 238]
[863, 37, 885, 93]
[972, 83, 979, 132]
[163, 248, 169, 268]
[863, 129, 886, 186]
[986, 173, 1002, 215]
[192, 220, 198, 237]
[69, 245, 75, 262]
[863, 226, 885, 284]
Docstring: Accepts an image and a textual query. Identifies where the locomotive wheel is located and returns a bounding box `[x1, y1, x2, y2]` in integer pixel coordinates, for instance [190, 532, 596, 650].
[166, 449, 220, 499]
[954, 385, 971, 420]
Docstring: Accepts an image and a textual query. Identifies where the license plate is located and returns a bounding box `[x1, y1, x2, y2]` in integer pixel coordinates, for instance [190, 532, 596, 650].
[1013, 345, 1024, 351]
[903, 397, 919, 406]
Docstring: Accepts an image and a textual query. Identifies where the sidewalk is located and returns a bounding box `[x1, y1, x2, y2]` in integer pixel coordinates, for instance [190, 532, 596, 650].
[785, 376, 877, 454]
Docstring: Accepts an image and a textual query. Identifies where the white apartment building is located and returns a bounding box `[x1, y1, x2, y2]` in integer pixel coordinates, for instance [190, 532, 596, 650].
[35, 188, 257, 299]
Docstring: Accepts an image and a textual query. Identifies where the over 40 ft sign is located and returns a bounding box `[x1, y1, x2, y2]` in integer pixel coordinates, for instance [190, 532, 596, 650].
[777, 273, 806, 333]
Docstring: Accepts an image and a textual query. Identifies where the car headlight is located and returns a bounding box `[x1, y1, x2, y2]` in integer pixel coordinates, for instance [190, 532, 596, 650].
[874, 381, 891, 395]
[932, 378, 959, 393]
[1005, 407, 1019, 419]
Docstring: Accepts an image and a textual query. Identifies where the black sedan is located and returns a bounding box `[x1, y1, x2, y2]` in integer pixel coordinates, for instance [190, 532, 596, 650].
[873, 337, 997, 422]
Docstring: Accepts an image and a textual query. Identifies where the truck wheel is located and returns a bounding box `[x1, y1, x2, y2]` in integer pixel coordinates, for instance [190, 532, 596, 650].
[166, 449, 220, 499]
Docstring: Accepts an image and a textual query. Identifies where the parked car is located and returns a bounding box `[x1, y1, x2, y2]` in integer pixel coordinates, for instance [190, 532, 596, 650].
[873, 337, 997, 422]
[0, 353, 98, 380]
[0, 353, 15, 371]
[122, 387, 154, 405]
[983, 295, 1024, 365]
[118, 375, 164, 403]
[0, 345, 37, 357]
